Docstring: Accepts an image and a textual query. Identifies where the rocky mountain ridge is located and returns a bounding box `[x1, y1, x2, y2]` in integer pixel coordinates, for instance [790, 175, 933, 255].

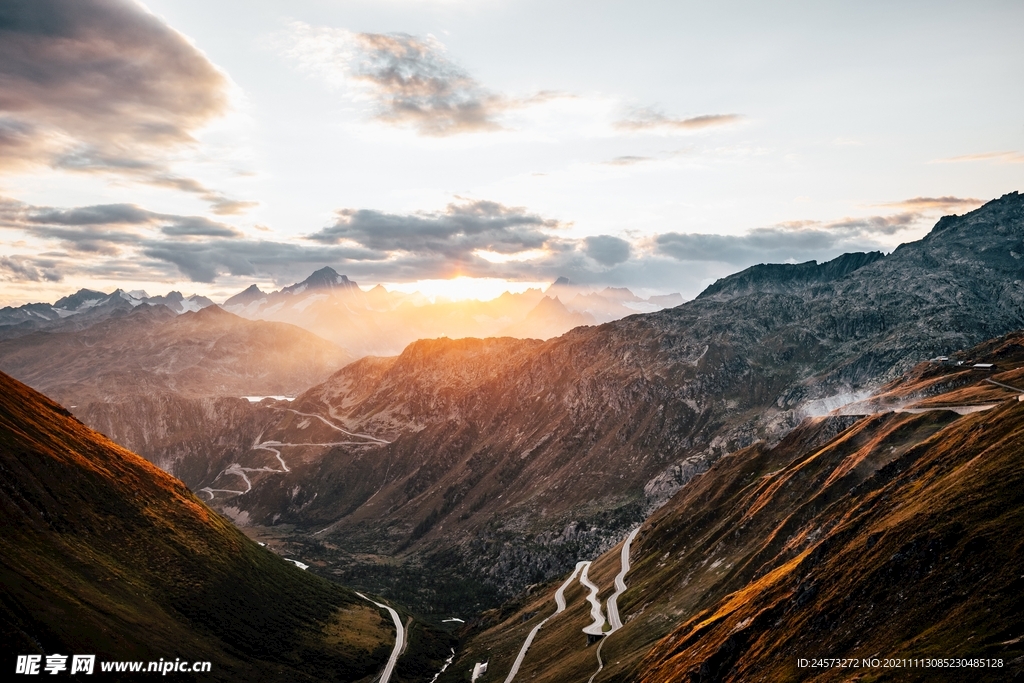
[0, 287, 214, 340]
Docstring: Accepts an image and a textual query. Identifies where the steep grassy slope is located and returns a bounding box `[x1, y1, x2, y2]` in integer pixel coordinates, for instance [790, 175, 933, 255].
[440, 332, 1024, 682]
[0, 371, 397, 682]
[632, 395, 1024, 682]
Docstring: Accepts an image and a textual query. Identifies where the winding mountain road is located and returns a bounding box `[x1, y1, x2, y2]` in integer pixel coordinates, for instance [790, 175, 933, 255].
[199, 406, 391, 501]
[605, 527, 640, 632]
[287, 409, 391, 444]
[356, 592, 404, 683]
[587, 527, 641, 683]
[503, 562, 585, 683]
[579, 562, 607, 636]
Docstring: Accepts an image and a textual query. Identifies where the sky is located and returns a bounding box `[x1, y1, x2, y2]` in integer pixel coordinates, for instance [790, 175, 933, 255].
[1, 0, 1022, 306]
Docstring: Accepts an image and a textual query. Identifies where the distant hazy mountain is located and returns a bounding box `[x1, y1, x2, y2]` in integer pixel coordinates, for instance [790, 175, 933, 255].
[0, 370, 419, 682]
[0, 288, 214, 340]
[221, 268, 682, 355]
[0, 304, 351, 405]
[499, 295, 596, 339]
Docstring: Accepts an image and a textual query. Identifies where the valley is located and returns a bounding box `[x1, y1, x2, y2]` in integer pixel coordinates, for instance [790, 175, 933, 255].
[2, 193, 1024, 680]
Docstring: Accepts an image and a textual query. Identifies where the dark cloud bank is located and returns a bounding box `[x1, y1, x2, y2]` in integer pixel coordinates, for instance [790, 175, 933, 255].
[0, 0, 252, 213]
[2, 193, 975, 298]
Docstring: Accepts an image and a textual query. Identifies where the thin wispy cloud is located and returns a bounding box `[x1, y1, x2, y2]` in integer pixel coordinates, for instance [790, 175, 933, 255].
[602, 155, 655, 166]
[0, 0, 253, 213]
[281, 23, 521, 135]
[878, 196, 984, 211]
[934, 151, 1024, 164]
[615, 109, 742, 133]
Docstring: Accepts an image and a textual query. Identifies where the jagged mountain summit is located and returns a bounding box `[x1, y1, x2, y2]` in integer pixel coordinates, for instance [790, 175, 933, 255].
[0, 288, 213, 340]
[0, 370, 432, 682]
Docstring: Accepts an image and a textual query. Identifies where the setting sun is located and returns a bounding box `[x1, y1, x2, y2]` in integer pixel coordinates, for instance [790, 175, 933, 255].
[382, 277, 550, 303]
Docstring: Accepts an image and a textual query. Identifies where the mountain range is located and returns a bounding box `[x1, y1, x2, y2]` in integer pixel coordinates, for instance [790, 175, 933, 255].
[2, 191, 1022, 681]
[0, 288, 214, 340]
[76, 191, 1022, 618]
[220, 268, 680, 357]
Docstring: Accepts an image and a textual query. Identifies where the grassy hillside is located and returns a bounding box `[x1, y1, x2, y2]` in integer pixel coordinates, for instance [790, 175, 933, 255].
[0, 370, 393, 682]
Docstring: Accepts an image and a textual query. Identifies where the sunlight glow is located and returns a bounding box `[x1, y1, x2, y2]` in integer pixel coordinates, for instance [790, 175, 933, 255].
[473, 249, 548, 264]
[383, 277, 550, 302]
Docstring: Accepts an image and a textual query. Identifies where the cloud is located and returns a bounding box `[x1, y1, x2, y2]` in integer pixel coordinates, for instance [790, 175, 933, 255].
[615, 109, 742, 133]
[878, 196, 984, 211]
[280, 24, 576, 136]
[350, 32, 505, 135]
[0, 192, 934, 301]
[602, 155, 655, 166]
[584, 235, 631, 266]
[1, 197, 243, 258]
[309, 200, 560, 257]
[282, 23, 511, 135]
[0, 0, 252, 212]
[25, 203, 155, 226]
[934, 151, 1024, 164]
[824, 212, 919, 235]
[138, 240, 382, 283]
[0, 256, 62, 282]
[655, 212, 925, 265]
[159, 217, 242, 238]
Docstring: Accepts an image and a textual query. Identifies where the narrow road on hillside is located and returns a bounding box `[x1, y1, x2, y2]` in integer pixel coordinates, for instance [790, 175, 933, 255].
[984, 377, 1024, 393]
[199, 412, 392, 501]
[356, 592, 404, 683]
[252, 442, 290, 472]
[580, 562, 607, 636]
[504, 562, 586, 683]
[199, 464, 252, 499]
[588, 527, 641, 683]
[287, 409, 391, 444]
[605, 527, 640, 632]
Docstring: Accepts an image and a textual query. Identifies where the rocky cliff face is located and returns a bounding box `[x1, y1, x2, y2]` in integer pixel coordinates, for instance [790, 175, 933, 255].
[189, 194, 1024, 612]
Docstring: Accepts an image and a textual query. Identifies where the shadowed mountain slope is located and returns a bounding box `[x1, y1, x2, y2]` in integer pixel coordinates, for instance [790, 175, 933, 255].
[0, 371, 403, 682]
